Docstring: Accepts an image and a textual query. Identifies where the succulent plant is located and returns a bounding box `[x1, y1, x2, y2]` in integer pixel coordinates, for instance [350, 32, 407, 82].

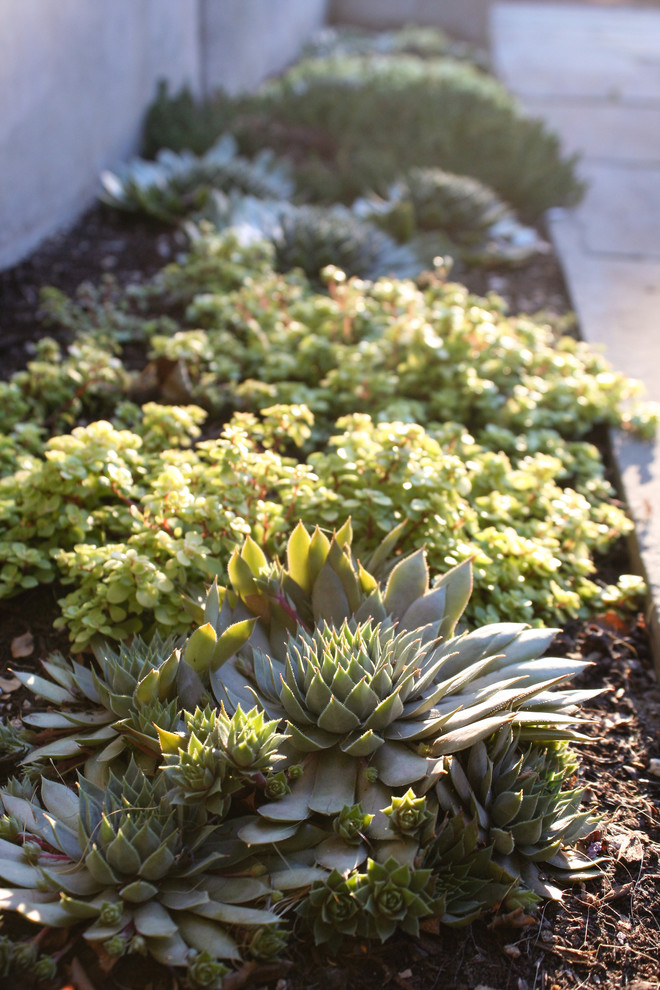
[435, 727, 601, 897]
[301, 857, 436, 948]
[404, 167, 510, 241]
[189, 519, 472, 666]
[101, 135, 293, 224]
[158, 704, 287, 819]
[0, 760, 281, 969]
[0, 719, 31, 764]
[14, 636, 183, 769]
[181, 522, 597, 884]
[270, 204, 419, 280]
[0, 518, 605, 977]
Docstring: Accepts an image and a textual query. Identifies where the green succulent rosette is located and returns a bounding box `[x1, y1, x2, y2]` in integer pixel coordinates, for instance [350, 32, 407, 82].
[0, 760, 281, 968]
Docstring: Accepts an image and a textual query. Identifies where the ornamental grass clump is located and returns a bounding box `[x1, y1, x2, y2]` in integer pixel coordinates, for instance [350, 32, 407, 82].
[0, 521, 602, 983]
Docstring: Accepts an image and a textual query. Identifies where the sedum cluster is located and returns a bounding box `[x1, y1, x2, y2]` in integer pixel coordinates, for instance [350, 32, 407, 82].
[0, 231, 654, 647]
[0, 521, 602, 984]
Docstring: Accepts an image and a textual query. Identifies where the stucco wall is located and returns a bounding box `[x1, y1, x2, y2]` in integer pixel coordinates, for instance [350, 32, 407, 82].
[0, 0, 200, 271]
[0, 0, 330, 272]
[201, 0, 331, 94]
[329, 0, 491, 44]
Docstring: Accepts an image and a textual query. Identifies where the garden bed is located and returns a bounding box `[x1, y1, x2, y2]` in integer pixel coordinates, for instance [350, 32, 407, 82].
[1, 201, 659, 990]
[0, 29, 660, 990]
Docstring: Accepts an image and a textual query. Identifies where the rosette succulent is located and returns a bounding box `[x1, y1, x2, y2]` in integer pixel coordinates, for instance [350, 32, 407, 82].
[100, 135, 293, 224]
[0, 760, 280, 970]
[302, 858, 436, 947]
[404, 167, 510, 241]
[13, 636, 183, 769]
[0, 517, 605, 977]
[435, 727, 601, 897]
[158, 704, 287, 819]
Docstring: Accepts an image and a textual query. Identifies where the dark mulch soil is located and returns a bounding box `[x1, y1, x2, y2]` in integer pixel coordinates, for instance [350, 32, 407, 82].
[0, 204, 659, 990]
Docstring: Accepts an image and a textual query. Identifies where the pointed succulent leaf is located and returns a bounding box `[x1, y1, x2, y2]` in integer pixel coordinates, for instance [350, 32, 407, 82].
[364, 519, 408, 576]
[433, 558, 473, 640]
[133, 901, 179, 938]
[12, 672, 76, 705]
[241, 534, 269, 575]
[203, 578, 221, 629]
[239, 819, 299, 845]
[312, 563, 351, 625]
[176, 913, 241, 960]
[228, 551, 259, 600]
[383, 549, 429, 620]
[307, 527, 331, 586]
[211, 617, 257, 670]
[184, 623, 218, 674]
[429, 715, 515, 756]
[285, 519, 312, 581]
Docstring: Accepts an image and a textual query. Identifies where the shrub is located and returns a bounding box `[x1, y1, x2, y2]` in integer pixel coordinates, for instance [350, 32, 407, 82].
[236, 54, 583, 215]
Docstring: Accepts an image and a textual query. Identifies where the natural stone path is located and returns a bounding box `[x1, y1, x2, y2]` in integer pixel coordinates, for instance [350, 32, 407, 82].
[491, 1, 660, 672]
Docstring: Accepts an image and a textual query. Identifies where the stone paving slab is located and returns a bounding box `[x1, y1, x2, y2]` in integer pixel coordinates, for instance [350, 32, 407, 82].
[549, 213, 660, 389]
[492, 2, 660, 671]
[569, 161, 660, 258]
[519, 100, 660, 163]
[493, 2, 660, 101]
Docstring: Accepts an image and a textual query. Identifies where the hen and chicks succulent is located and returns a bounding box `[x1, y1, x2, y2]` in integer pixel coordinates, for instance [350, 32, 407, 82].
[0, 520, 600, 984]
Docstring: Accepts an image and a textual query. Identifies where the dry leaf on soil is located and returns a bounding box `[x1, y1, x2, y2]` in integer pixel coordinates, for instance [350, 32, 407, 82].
[10, 630, 34, 658]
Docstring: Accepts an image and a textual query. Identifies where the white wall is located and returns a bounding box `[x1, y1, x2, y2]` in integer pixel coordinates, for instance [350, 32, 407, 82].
[0, 0, 200, 271]
[329, 0, 490, 44]
[0, 0, 330, 272]
[201, 0, 331, 94]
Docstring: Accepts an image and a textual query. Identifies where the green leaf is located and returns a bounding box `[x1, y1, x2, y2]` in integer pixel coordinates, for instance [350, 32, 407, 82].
[287, 521, 312, 592]
[307, 527, 331, 585]
[148, 931, 191, 967]
[12, 672, 75, 705]
[135, 668, 160, 704]
[41, 778, 81, 831]
[317, 695, 361, 734]
[0, 859, 42, 887]
[312, 562, 351, 625]
[176, 912, 241, 960]
[371, 742, 431, 786]
[133, 901, 179, 938]
[435, 558, 473, 640]
[228, 549, 259, 599]
[383, 549, 429, 620]
[239, 819, 299, 845]
[196, 901, 279, 926]
[211, 617, 257, 670]
[429, 715, 516, 755]
[364, 519, 408, 576]
[309, 748, 358, 815]
[119, 880, 160, 903]
[203, 579, 221, 628]
[315, 836, 367, 873]
[184, 623, 218, 674]
[241, 534, 268, 575]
